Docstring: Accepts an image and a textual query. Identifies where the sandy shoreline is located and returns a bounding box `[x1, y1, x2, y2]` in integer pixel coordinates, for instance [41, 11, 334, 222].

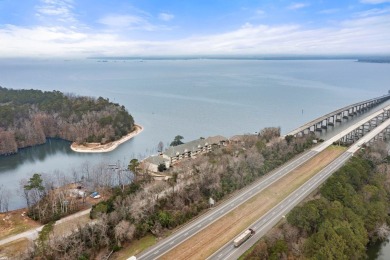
[70, 124, 143, 153]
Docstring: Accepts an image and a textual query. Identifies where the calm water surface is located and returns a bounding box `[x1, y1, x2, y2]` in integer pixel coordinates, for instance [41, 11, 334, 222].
[0, 59, 389, 212]
[367, 239, 390, 260]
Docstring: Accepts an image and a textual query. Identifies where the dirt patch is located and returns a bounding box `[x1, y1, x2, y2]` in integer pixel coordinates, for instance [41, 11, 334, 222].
[53, 213, 91, 237]
[0, 238, 32, 259]
[160, 146, 346, 260]
[0, 209, 40, 240]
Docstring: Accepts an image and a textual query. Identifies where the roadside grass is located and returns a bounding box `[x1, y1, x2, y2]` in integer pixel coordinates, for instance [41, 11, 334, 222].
[114, 235, 157, 260]
[0, 238, 32, 259]
[160, 145, 346, 260]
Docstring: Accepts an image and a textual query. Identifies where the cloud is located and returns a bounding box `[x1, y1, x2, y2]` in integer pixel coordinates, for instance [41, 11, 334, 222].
[35, 0, 76, 24]
[98, 14, 173, 31]
[355, 7, 390, 17]
[319, 8, 340, 14]
[287, 3, 310, 10]
[360, 0, 390, 4]
[0, 8, 390, 57]
[255, 9, 266, 15]
[98, 15, 146, 28]
[158, 13, 174, 21]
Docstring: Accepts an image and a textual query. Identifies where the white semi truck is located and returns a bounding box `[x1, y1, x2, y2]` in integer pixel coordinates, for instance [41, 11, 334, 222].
[233, 228, 255, 247]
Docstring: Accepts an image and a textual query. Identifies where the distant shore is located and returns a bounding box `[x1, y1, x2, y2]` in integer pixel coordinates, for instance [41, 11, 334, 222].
[70, 124, 143, 153]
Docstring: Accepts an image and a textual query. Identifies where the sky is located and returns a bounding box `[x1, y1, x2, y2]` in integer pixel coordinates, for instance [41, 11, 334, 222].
[0, 0, 389, 57]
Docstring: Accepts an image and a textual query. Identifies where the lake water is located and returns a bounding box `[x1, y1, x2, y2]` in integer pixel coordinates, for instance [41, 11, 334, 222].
[0, 58, 390, 211]
[367, 239, 390, 260]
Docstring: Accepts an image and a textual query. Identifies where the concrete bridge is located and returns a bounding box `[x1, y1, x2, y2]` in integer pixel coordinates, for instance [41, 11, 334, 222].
[347, 115, 390, 153]
[338, 106, 390, 144]
[287, 93, 390, 137]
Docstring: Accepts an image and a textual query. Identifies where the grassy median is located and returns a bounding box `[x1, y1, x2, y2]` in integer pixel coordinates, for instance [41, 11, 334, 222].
[160, 145, 346, 260]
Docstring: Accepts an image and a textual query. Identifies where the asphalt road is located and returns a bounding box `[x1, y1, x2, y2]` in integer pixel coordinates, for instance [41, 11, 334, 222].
[209, 117, 390, 260]
[137, 106, 390, 260]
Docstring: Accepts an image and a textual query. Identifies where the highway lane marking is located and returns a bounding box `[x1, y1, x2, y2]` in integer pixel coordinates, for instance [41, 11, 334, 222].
[224, 249, 237, 260]
[141, 147, 354, 258]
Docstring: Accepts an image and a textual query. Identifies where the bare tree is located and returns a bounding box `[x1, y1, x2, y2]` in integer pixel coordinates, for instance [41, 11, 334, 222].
[0, 185, 11, 213]
[157, 141, 164, 153]
[19, 179, 31, 208]
[376, 223, 390, 240]
[114, 220, 136, 246]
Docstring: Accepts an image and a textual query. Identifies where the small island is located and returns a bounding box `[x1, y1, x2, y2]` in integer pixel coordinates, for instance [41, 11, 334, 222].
[0, 87, 139, 155]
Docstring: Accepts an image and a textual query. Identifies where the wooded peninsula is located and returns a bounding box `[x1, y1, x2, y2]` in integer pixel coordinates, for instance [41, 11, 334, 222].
[0, 87, 135, 156]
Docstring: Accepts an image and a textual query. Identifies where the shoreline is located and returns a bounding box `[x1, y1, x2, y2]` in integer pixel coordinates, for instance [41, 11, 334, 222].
[70, 124, 144, 153]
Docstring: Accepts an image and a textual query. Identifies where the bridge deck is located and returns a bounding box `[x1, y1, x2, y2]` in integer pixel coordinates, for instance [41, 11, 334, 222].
[311, 104, 390, 152]
[348, 117, 390, 154]
[287, 94, 390, 136]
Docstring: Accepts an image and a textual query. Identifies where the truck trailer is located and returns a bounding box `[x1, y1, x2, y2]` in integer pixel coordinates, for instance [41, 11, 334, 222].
[233, 228, 255, 247]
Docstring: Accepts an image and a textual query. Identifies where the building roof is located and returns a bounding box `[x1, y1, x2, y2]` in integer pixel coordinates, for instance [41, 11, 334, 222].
[164, 139, 208, 157]
[144, 155, 169, 165]
[164, 135, 227, 158]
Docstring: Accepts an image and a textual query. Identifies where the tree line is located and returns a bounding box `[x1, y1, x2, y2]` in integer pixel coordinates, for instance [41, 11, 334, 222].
[244, 142, 390, 259]
[19, 160, 134, 223]
[0, 87, 134, 155]
[18, 127, 317, 259]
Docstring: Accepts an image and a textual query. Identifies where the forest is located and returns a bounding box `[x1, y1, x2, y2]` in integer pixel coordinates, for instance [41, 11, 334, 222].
[244, 142, 390, 260]
[0, 87, 134, 155]
[17, 127, 318, 259]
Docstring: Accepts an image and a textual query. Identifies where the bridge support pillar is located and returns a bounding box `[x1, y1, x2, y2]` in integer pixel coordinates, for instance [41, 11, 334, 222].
[322, 119, 328, 129]
[343, 111, 349, 119]
[315, 122, 322, 132]
[328, 116, 335, 126]
[335, 113, 342, 122]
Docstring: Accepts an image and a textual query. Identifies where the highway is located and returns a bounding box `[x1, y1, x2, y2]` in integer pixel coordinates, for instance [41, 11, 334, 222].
[209, 117, 390, 260]
[209, 152, 353, 259]
[137, 105, 390, 260]
[137, 149, 319, 260]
